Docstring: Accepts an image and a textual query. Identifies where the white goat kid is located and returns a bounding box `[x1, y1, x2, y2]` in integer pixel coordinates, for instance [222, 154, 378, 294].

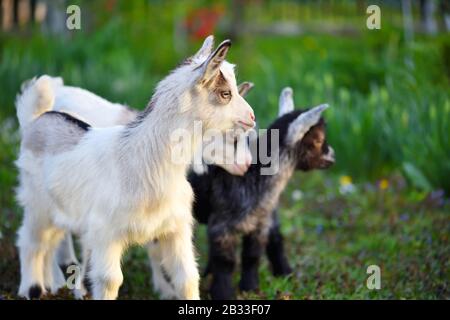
[15, 36, 255, 300]
[36, 75, 254, 297]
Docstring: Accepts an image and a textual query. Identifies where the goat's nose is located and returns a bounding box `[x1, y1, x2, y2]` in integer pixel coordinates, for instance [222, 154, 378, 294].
[249, 111, 255, 122]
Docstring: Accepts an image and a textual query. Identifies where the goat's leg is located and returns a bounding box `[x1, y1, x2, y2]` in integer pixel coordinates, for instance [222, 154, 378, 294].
[157, 223, 200, 300]
[17, 212, 55, 299]
[146, 241, 177, 299]
[208, 234, 238, 300]
[56, 233, 79, 276]
[239, 231, 265, 292]
[88, 241, 124, 300]
[47, 255, 67, 294]
[42, 228, 66, 294]
[266, 210, 292, 276]
[73, 246, 89, 299]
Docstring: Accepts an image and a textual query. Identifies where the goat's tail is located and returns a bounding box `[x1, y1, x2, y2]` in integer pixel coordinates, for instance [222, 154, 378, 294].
[15, 75, 61, 129]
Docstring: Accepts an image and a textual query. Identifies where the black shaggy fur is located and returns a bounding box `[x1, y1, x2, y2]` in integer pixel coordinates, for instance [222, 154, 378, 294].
[189, 109, 334, 299]
[265, 210, 293, 276]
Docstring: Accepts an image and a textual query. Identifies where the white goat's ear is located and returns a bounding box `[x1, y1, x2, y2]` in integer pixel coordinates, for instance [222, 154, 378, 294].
[279, 87, 295, 116]
[198, 39, 231, 84]
[287, 104, 329, 145]
[193, 35, 214, 61]
[238, 82, 254, 97]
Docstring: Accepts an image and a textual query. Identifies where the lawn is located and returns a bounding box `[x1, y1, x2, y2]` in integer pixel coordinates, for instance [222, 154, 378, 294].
[1, 171, 448, 299]
[0, 1, 448, 299]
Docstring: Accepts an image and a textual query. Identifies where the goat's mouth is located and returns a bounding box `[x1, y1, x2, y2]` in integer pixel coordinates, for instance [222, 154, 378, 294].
[237, 120, 255, 130]
[231, 163, 249, 176]
[320, 159, 335, 169]
[320, 147, 335, 168]
[219, 162, 249, 176]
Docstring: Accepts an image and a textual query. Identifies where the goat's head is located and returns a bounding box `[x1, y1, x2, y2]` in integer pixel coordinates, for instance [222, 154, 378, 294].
[272, 87, 335, 171]
[199, 81, 255, 176]
[166, 36, 255, 133]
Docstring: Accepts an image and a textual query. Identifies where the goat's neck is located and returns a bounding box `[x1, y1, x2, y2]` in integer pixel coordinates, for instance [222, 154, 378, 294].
[255, 148, 297, 209]
[118, 97, 202, 196]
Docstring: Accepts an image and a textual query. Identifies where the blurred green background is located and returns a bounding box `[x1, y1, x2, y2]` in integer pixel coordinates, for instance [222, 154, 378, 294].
[0, 0, 448, 299]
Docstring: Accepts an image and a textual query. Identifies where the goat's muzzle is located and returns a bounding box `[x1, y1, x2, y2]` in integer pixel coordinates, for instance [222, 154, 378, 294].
[321, 146, 335, 168]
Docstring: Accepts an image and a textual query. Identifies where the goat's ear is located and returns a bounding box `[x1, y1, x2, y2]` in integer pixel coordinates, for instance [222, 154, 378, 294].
[286, 104, 329, 145]
[192, 35, 214, 61]
[198, 39, 232, 85]
[238, 82, 254, 97]
[279, 87, 295, 116]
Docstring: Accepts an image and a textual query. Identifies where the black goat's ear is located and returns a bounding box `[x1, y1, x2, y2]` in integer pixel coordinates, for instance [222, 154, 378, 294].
[279, 87, 295, 116]
[237, 82, 254, 97]
[198, 40, 232, 85]
[192, 35, 214, 61]
[286, 104, 329, 145]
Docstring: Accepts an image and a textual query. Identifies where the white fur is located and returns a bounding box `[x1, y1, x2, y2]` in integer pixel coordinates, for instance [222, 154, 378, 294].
[46, 76, 136, 127]
[278, 87, 295, 116]
[15, 37, 254, 300]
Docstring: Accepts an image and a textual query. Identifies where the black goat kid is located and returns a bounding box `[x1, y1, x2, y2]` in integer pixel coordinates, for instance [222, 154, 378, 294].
[189, 88, 335, 299]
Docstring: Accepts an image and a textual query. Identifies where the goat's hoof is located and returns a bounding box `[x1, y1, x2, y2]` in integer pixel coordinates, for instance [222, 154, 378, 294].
[210, 291, 235, 300]
[210, 280, 235, 300]
[272, 264, 293, 277]
[239, 279, 259, 292]
[28, 284, 43, 299]
[239, 270, 259, 292]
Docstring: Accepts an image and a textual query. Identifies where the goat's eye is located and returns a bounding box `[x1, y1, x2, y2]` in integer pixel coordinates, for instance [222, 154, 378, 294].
[314, 140, 323, 148]
[221, 91, 231, 99]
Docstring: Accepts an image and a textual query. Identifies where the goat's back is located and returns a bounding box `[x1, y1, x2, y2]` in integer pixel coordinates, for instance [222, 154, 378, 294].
[53, 86, 137, 127]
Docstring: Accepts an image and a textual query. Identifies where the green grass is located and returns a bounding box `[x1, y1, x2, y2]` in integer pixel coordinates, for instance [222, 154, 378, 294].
[0, 1, 449, 299]
[1, 172, 448, 299]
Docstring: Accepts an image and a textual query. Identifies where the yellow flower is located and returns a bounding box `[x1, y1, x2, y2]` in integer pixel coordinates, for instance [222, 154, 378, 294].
[379, 179, 389, 190]
[339, 175, 352, 186]
[339, 175, 356, 195]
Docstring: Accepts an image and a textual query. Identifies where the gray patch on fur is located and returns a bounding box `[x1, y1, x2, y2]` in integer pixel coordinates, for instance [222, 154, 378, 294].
[22, 112, 89, 155]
